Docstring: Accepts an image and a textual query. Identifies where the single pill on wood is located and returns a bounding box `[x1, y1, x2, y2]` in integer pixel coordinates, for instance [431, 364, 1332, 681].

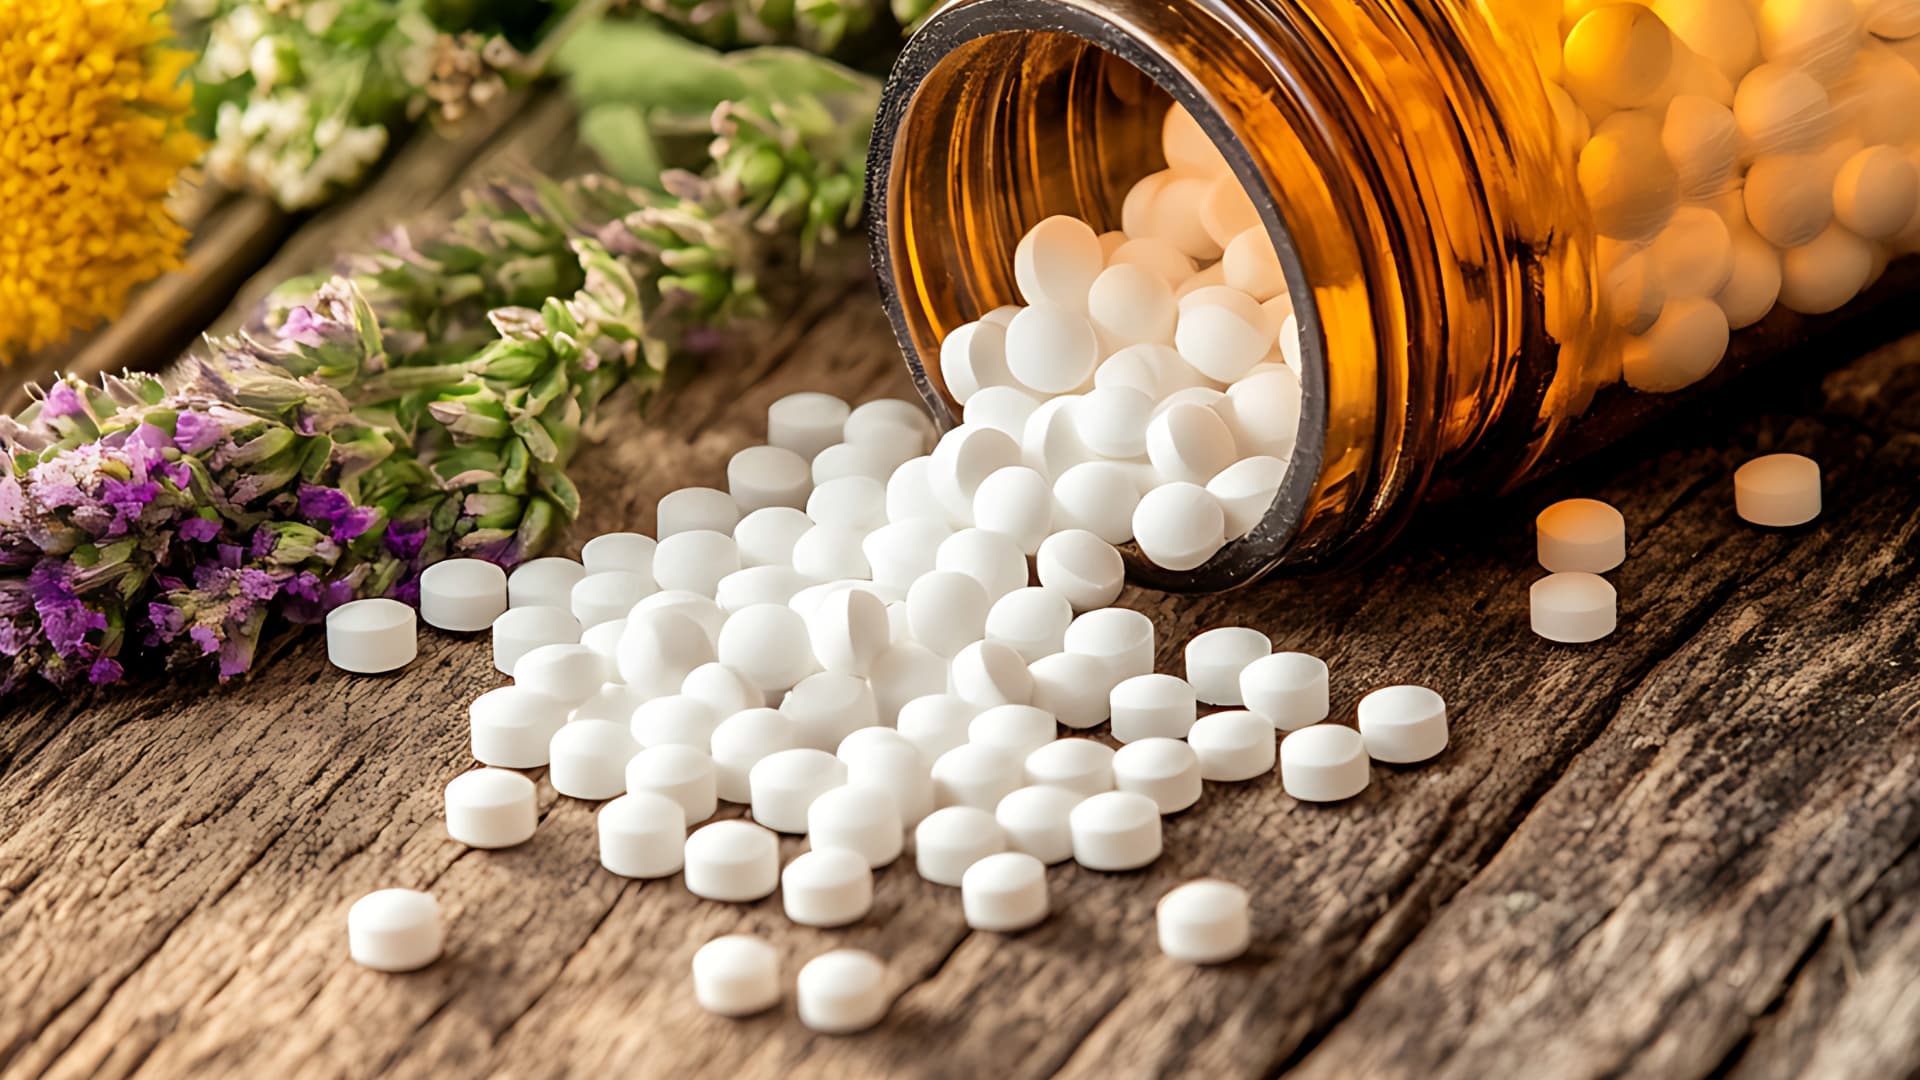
[1069, 790, 1163, 871]
[581, 532, 657, 578]
[1028, 651, 1114, 730]
[995, 785, 1083, 865]
[549, 719, 640, 800]
[931, 743, 1023, 811]
[507, 557, 586, 609]
[969, 704, 1059, 761]
[571, 570, 656, 629]
[632, 694, 722, 752]
[783, 847, 875, 928]
[598, 791, 687, 879]
[797, 949, 891, 1035]
[1187, 710, 1277, 781]
[419, 559, 508, 632]
[1157, 879, 1251, 964]
[808, 784, 905, 868]
[684, 819, 781, 902]
[1239, 652, 1329, 731]
[625, 744, 718, 825]
[1734, 452, 1821, 526]
[1536, 497, 1627, 573]
[962, 851, 1050, 932]
[1530, 572, 1619, 644]
[653, 530, 741, 597]
[710, 707, 798, 803]
[985, 587, 1073, 663]
[749, 747, 847, 834]
[1035, 529, 1125, 613]
[1024, 738, 1116, 797]
[444, 768, 538, 848]
[1113, 737, 1203, 814]
[693, 934, 781, 1017]
[1110, 673, 1198, 742]
[915, 805, 1008, 885]
[1279, 726, 1370, 802]
[513, 642, 608, 706]
[1184, 626, 1272, 705]
[1356, 685, 1450, 763]
[951, 640, 1037, 709]
[1065, 607, 1156, 684]
[729, 444, 812, 513]
[768, 392, 851, 461]
[326, 598, 417, 674]
[470, 686, 570, 768]
[347, 889, 442, 973]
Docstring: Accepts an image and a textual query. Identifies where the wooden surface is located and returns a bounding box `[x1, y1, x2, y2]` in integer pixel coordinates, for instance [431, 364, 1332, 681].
[6, 97, 1920, 1079]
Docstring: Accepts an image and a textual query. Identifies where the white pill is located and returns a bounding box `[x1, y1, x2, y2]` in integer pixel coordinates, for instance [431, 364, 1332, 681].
[840, 737, 935, 828]
[1357, 685, 1451, 763]
[657, 488, 738, 539]
[572, 680, 645, 724]
[1163, 103, 1227, 175]
[796, 949, 890, 1035]
[915, 805, 1007, 885]
[1154, 174, 1226, 260]
[419, 558, 508, 632]
[1578, 112, 1680, 241]
[837, 726, 911, 764]
[934, 528, 1030, 604]
[931, 742, 1023, 811]
[1050, 461, 1144, 546]
[597, 791, 686, 878]
[813, 441, 899, 486]
[491, 605, 582, 677]
[1660, 96, 1739, 203]
[632, 693, 721, 750]
[1065, 607, 1157, 684]
[869, 641, 949, 725]
[514, 642, 608, 706]
[347, 889, 442, 972]
[1015, 215, 1104, 310]
[1279, 725, 1370, 802]
[616, 609, 714, 697]
[715, 565, 810, 613]
[846, 398, 933, 447]
[806, 475, 887, 534]
[1175, 299, 1271, 384]
[581, 532, 656, 578]
[682, 661, 764, 717]
[862, 518, 950, 590]
[962, 851, 1050, 932]
[326, 598, 417, 674]
[790, 525, 871, 581]
[1005, 305, 1100, 394]
[570, 570, 656, 630]
[1071, 385, 1155, 462]
[1745, 153, 1833, 248]
[709, 707, 797, 802]
[964, 385, 1043, 439]
[749, 747, 846, 834]
[1239, 652, 1330, 731]
[993, 785, 1083, 865]
[1157, 880, 1251, 964]
[782, 847, 874, 928]
[899, 570, 988, 660]
[1024, 738, 1115, 797]
[885, 456, 946, 524]
[1035, 530, 1126, 613]
[1108, 235, 1197, 288]
[930, 424, 1021, 524]
[1535, 497, 1627, 573]
[1778, 223, 1873, 315]
[692, 934, 780, 1017]
[716, 603, 816, 694]
[807, 784, 904, 868]
[507, 557, 586, 610]
[1134, 482, 1228, 571]
[581, 618, 626, 670]
[1184, 627, 1272, 705]
[1835, 145, 1919, 240]
[444, 767, 538, 849]
[1069, 790, 1163, 871]
[939, 320, 1012, 405]
[1651, 206, 1736, 299]
[896, 694, 977, 764]
[968, 704, 1058, 761]
[1734, 452, 1822, 526]
[469, 685, 569, 768]
[972, 466, 1054, 556]
[982, 587, 1073, 664]
[1087, 263, 1178, 346]
[768, 391, 851, 461]
[1109, 673, 1196, 742]
[1716, 228, 1784, 331]
[1147, 403, 1238, 486]
[1113, 737, 1202, 814]
[951, 640, 1036, 709]
[1563, 4, 1673, 109]
[782, 671, 879, 753]
[1207, 455, 1288, 540]
[549, 718, 640, 800]
[625, 744, 718, 825]
[1221, 227, 1286, 299]
[1021, 395, 1098, 478]
[634, 589, 727, 643]
[1757, 0, 1860, 82]
[652, 530, 740, 597]
[1621, 296, 1731, 393]
[1188, 710, 1277, 781]
[1220, 366, 1302, 458]
[1027, 651, 1114, 730]
[1093, 347, 1163, 398]
[727, 445, 811, 513]
[796, 589, 885, 682]
[684, 819, 780, 902]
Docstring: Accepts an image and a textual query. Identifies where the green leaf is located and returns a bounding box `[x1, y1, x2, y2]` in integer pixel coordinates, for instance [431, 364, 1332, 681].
[554, 19, 754, 110]
[578, 104, 667, 187]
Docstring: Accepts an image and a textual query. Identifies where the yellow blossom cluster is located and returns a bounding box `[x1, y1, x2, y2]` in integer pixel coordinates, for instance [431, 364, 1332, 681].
[0, 0, 202, 358]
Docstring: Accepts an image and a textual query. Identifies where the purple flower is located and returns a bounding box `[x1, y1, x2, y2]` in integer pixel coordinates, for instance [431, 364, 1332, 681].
[189, 624, 220, 655]
[89, 657, 123, 685]
[384, 517, 429, 560]
[250, 528, 276, 558]
[159, 460, 192, 490]
[100, 478, 160, 536]
[0, 616, 27, 657]
[29, 563, 106, 657]
[41, 382, 86, 421]
[172, 411, 225, 454]
[178, 516, 220, 542]
[391, 577, 421, 606]
[278, 306, 329, 347]
[333, 506, 377, 543]
[238, 568, 280, 602]
[217, 633, 255, 680]
[148, 602, 186, 642]
[297, 484, 352, 521]
[216, 544, 244, 569]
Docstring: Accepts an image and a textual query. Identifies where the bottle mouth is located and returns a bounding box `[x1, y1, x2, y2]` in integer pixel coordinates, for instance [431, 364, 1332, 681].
[865, 0, 1331, 592]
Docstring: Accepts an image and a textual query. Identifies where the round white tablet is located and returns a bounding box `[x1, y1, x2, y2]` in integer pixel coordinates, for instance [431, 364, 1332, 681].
[1530, 572, 1619, 644]
[1069, 790, 1163, 871]
[716, 603, 817, 693]
[652, 530, 741, 598]
[570, 570, 655, 629]
[806, 586, 889, 677]
[549, 719, 640, 800]
[681, 661, 764, 717]
[1015, 215, 1105, 310]
[692, 934, 780, 1017]
[904, 570, 989, 659]
[1239, 652, 1329, 731]
[796, 949, 890, 1035]
[807, 784, 904, 868]
[840, 737, 935, 828]
[419, 559, 508, 632]
[1035, 530, 1126, 612]
[951, 640, 1036, 709]
[709, 707, 797, 803]
[632, 694, 722, 751]
[1113, 737, 1203, 814]
[1356, 685, 1450, 763]
[931, 743, 1023, 811]
[325, 598, 417, 674]
[749, 747, 846, 834]
[684, 819, 780, 902]
[782, 847, 874, 927]
[1006, 305, 1099, 394]
[994, 785, 1083, 865]
[1187, 710, 1277, 781]
[1279, 726, 1370, 802]
[1024, 738, 1116, 798]
[869, 641, 949, 725]
[657, 487, 740, 539]
[729, 444, 812, 513]
[1027, 651, 1114, 730]
[1051, 461, 1142, 545]
[633, 590, 726, 644]
[973, 466, 1054, 555]
[507, 557, 586, 610]
[863, 517, 953, 589]
[962, 851, 1050, 932]
[1734, 452, 1821, 526]
[616, 609, 716, 697]
[935, 528, 1030, 604]
[1110, 673, 1198, 742]
[915, 805, 1008, 885]
[513, 642, 608, 706]
[571, 681, 644, 725]
[715, 565, 810, 613]
[469, 685, 570, 769]
[1536, 498, 1627, 573]
[985, 587, 1073, 663]
[896, 694, 977, 764]
[781, 671, 879, 752]
[733, 506, 813, 570]
[581, 532, 657, 578]
[1133, 482, 1228, 571]
[1183, 626, 1272, 705]
[1208, 455, 1288, 540]
[1157, 879, 1251, 964]
[768, 392, 851, 461]
[1064, 607, 1157, 683]
[968, 704, 1058, 761]
[444, 768, 538, 849]
[597, 791, 687, 878]
[347, 889, 442, 972]
[624, 744, 718, 825]
[930, 424, 1021, 524]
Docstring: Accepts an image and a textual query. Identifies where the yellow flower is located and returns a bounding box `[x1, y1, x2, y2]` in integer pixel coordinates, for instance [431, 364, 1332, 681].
[0, 0, 203, 358]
